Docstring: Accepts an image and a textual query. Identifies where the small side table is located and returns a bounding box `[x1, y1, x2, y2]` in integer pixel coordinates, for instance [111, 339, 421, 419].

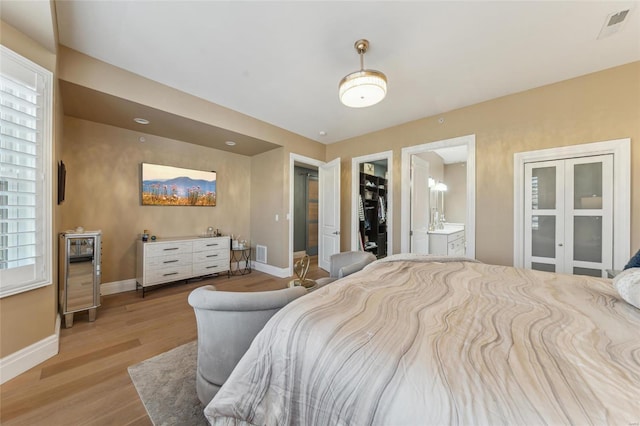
[229, 247, 252, 275]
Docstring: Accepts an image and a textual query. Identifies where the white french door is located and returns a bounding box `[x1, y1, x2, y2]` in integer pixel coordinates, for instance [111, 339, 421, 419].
[319, 158, 341, 272]
[524, 154, 613, 277]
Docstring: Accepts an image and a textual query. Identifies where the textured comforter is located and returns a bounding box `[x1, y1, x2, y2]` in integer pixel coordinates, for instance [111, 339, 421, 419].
[205, 255, 640, 425]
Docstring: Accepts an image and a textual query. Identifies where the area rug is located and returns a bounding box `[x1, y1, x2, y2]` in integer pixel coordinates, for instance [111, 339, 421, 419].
[128, 341, 208, 426]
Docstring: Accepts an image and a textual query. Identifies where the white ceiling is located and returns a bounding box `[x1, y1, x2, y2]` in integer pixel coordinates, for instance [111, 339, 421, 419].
[11, 1, 640, 145]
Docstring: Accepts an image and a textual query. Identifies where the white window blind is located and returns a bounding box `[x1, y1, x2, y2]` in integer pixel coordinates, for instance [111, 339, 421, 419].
[0, 45, 52, 298]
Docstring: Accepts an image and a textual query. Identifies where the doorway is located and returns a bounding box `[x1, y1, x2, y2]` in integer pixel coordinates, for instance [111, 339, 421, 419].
[289, 154, 341, 275]
[351, 151, 393, 258]
[400, 134, 476, 257]
[293, 166, 319, 257]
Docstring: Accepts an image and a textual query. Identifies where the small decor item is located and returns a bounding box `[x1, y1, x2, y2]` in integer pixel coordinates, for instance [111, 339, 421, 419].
[363, 163, 375, 175]
[142, 230, 149, 241]
[141, 163, 216, 206]
[289, 255, 316, 289]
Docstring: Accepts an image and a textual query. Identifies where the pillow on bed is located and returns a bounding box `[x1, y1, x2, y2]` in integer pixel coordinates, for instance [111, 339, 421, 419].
[613, 268, 640, 309]
[624, 248, 640, 270]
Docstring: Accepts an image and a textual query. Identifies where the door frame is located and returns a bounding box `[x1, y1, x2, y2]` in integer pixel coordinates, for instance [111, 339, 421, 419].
[350, 151, 393, 254]
[513, 138, 630, 270]
[400, 134, 476, 257]
[289, 153, 326, 276]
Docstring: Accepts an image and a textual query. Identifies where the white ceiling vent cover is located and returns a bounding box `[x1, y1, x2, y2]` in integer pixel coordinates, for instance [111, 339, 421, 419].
[598, 9, 631, 39]
[256, 245, 267, 264]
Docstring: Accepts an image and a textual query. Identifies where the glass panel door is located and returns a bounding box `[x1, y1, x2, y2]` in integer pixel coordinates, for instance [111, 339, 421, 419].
[524, 162, 563, 272]
[564, 155, 613, 277]
[524, 155, 613, 277]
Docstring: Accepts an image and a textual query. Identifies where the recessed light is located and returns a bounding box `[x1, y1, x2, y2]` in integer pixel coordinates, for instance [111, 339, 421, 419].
[134, 118, 150, 125]
[139, 136, 146, 142]
[225, 141, 236, 146]
[319, 131, 327, 136]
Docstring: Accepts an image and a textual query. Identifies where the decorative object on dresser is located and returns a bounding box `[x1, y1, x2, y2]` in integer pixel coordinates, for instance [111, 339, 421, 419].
[59, 230, 102, 328]
[136, 236, 230, 297]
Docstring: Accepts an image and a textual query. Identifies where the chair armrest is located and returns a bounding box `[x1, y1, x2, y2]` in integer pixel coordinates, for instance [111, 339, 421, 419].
[338, 255, 376, 278]
[188, 285, 307, 311]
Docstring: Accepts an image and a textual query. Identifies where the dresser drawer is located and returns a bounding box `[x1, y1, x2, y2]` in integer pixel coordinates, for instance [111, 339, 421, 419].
[145, 252, 191, 269]
[193, 238, 228, 253]
[447, 230, 464, 243]
[193, 249, 229, 264]
[449, 237, 465, 256]
[145, 265, 192, 285]
[193, 261, 229, 276]
[146, 241, 192, 258]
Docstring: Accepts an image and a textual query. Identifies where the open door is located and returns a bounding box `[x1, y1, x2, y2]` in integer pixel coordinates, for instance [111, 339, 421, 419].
[410, 155, 430, 253]
[319, 158, 341, 271]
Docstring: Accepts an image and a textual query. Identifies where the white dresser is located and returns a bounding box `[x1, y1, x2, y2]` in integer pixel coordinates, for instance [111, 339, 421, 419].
[136, 236, 230, 296]
[428, 227, 465, 256]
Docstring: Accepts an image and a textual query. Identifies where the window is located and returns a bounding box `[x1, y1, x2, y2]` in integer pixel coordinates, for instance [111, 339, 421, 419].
[0, 45, 53, 298]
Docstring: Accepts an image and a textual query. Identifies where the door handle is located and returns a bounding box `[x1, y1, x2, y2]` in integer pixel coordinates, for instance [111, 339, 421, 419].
[333, 231, 340, 235]
[558, 243, 563, 247]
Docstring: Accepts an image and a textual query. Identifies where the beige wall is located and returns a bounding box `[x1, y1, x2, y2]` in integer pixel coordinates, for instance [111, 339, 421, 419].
[61, 117, 253, 284]
[444, 162, 467, 224]
[57, 47, 326, 272]
[0, 20, 58, 357]
[327, 61, 640, 266]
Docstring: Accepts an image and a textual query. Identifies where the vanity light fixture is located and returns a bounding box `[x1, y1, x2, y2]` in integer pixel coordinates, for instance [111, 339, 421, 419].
[133, 117, 150, 125]
[339, 39, 387, 108]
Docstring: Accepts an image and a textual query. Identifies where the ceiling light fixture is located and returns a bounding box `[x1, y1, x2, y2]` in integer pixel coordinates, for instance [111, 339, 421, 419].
[225, 141, 236, 146]
[339, 39, 387, 108]
[133, 117, 150, 125]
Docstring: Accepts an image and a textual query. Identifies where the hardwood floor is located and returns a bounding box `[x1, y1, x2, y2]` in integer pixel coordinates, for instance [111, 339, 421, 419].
[0, 259, 327, 425]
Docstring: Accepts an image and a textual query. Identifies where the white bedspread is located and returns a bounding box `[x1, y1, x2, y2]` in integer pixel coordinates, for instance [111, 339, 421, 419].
[205, 256, 640, 425]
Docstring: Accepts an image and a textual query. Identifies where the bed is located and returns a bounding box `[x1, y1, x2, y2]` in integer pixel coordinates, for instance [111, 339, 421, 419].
[204, 255, 640, 425]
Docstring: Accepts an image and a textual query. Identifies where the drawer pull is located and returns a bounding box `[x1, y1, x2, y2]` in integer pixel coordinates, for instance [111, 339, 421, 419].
[163, 247, 179, 251]
[206, 265, 218, 269]
[163, 272, 178, 277]
[207, 243, 219, 247]
[163, 259, 178, 264]
[206, 254, 218, 258]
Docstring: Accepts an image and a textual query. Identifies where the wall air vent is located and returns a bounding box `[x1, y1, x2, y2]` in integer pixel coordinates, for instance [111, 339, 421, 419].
[256, 245, 267, 264]
[597, 9, 631, 39]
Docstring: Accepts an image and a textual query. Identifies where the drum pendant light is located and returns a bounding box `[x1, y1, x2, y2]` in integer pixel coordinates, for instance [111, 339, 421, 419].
[339, 39, 387, 108]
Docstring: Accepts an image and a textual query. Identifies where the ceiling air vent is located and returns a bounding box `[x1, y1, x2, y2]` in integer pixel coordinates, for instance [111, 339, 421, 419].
[598, 9, 631, 39]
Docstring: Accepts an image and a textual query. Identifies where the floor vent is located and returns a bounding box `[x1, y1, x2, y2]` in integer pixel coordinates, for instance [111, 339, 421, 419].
[256, 245, 267, 264]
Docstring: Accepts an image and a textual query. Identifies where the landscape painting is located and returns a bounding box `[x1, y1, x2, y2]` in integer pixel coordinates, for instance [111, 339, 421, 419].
[141, 163, 217, 206]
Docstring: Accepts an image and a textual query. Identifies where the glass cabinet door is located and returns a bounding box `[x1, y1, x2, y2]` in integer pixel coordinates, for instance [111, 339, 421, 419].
[65, 237, 97, 312]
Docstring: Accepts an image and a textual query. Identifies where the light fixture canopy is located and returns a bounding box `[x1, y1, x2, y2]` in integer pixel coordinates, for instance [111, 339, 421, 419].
[339, 39, 387, 108]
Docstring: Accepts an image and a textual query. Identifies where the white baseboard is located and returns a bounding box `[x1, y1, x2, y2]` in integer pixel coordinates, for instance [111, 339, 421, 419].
[0, 315, 60, 384]
[101, 279, 136, 295]
[251, 261, 290, 278]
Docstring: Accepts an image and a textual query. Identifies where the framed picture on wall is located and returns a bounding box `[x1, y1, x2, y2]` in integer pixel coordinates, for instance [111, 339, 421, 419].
[141, 163, 217, 206]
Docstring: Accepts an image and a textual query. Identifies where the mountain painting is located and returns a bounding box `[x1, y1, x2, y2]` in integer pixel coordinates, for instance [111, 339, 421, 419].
[141, 163, 217, 206]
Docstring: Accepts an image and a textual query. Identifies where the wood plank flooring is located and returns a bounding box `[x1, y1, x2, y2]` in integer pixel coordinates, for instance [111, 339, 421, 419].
[0, 258, 327, 425]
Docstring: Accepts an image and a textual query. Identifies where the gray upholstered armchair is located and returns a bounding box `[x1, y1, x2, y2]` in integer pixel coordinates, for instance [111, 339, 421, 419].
[316, 251, 377, 288]
[188, 285, 307, 405]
